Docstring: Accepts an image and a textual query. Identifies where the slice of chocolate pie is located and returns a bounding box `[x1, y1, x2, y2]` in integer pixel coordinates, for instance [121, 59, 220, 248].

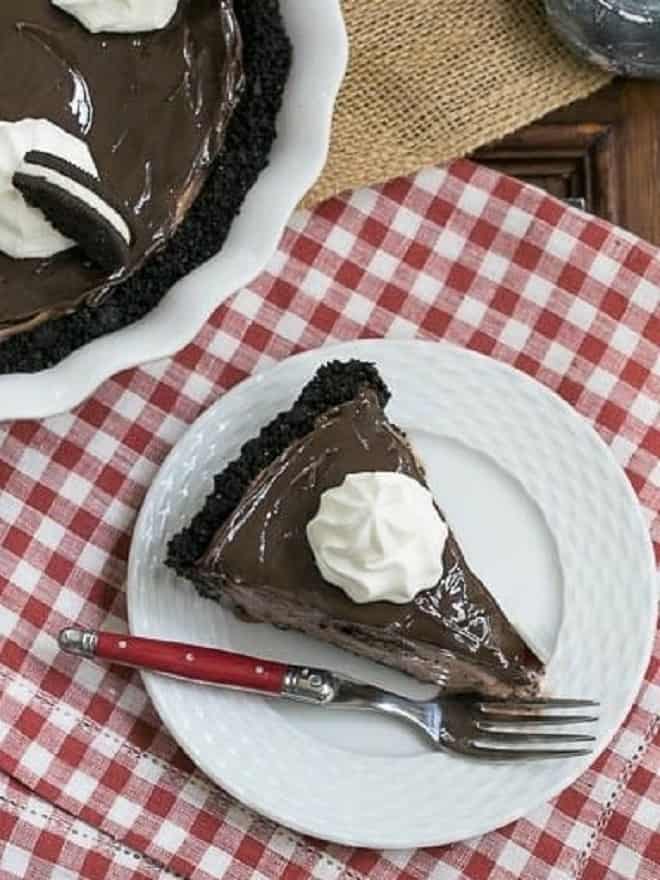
[167, 360, 544, 698]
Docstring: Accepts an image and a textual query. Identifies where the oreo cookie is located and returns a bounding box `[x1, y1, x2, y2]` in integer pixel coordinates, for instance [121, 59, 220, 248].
[13, 150, 132, 273]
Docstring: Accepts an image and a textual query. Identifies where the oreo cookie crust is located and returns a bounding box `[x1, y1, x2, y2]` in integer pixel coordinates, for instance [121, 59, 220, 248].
[0, 0, 291, 375]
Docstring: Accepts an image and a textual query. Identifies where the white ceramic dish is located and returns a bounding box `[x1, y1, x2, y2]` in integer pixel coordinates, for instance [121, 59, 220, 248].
[127, 340, 656, 849]
[0, 0, 347, 422]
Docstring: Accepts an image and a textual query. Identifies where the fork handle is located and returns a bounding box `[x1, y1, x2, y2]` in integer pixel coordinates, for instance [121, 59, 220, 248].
[58, 628, 335, 702]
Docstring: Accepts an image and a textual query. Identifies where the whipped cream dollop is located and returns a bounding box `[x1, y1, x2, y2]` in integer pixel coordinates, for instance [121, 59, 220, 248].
[0, 119, 97, 260]
[51, 0, 179, 33]
[307, 472, 449, 604]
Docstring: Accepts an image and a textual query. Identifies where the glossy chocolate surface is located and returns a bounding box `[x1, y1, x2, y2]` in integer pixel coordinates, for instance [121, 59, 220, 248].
[0, 0, 243, 337]
[202, 390, 540, 681]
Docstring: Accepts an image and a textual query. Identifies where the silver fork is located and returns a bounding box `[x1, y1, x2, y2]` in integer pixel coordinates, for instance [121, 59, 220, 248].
[59, 628, 598, 761]
[308, 678, 598, 760]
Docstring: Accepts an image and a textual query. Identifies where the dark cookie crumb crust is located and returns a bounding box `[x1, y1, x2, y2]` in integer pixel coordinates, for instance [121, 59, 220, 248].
[166, 360, 390, 578]
[0, 0, 291, 375]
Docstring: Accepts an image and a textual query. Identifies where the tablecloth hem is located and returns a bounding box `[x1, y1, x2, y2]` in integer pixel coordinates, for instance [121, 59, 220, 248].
[0, 666, 362, 880]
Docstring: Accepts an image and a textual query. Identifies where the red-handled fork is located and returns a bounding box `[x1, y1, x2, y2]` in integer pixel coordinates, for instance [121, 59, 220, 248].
[58, 627, 598, 761]
[58, 627, 289, 694]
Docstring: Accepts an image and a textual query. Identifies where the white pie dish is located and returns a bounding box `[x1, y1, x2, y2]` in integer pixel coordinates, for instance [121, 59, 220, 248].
[0, 0, 347, 421]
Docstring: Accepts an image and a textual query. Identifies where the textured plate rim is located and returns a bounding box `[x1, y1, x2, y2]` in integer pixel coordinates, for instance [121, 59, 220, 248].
[0, 0, 348, 421]
[127, 339, 657, 849]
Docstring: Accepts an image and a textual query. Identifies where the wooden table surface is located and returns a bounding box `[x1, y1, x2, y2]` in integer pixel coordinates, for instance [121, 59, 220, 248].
[474, 80, 660, 247]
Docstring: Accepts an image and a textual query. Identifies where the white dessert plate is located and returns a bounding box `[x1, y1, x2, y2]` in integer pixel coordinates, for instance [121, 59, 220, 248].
[0, 0, 347, 421]
[127, 340, 656, 849]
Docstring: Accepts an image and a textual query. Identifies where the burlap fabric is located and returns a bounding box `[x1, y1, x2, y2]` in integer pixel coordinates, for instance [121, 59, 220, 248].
[303, 0, 611, 207]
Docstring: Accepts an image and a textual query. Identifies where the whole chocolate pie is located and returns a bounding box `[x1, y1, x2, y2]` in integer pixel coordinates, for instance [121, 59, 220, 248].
[168, 360, 545, 699]
[0, 0, 243, 339]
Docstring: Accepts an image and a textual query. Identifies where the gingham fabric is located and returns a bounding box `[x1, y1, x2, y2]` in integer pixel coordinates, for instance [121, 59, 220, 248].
[0, 160, 658, 880]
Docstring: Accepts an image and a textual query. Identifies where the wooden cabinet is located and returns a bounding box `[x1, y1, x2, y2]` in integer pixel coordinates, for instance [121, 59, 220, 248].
[473, 81, 660, 246]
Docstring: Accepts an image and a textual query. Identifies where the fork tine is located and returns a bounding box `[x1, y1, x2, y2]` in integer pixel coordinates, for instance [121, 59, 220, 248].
[474, 730, 595, 744]
[477, 699, 599, 712]
[476, 712, 598, 726]
[465, 744, 594, 761]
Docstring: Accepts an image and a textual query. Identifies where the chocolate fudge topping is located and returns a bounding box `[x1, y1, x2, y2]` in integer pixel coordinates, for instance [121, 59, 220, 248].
[201, 389, 541, 686]
[0, 0, 243, 338]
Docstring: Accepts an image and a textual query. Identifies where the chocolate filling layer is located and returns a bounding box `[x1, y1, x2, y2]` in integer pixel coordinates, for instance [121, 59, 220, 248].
[189, 376, 542, 691]
[0, 0, 243, 337]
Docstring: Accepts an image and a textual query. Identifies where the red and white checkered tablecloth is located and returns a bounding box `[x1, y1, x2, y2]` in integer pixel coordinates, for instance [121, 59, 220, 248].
[0, 160, 658, 880]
